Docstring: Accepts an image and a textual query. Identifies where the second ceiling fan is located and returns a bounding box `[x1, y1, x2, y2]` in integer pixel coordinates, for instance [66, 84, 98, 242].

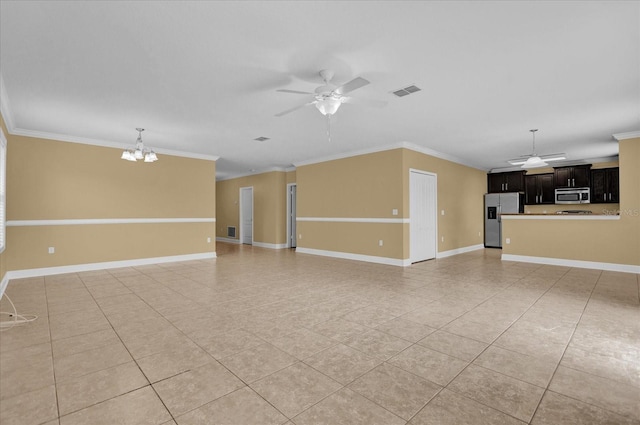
[275, 69, 386, 117]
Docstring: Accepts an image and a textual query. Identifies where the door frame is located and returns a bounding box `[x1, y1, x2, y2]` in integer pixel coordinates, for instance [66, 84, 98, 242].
[239, 186, 254, 245]
[409, 169, 438, 263]
[286, 183, 297, 248]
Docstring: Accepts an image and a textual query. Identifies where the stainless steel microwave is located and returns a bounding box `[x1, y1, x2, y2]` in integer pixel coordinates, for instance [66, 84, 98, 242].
[555, 187, 590, 204]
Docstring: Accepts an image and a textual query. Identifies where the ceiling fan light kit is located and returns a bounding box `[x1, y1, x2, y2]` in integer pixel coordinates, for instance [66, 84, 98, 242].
[507, 129, 565, 169]
[275, 69, 381, 118]
[121, 128, 158, 163]
[314, 96, 342, 116]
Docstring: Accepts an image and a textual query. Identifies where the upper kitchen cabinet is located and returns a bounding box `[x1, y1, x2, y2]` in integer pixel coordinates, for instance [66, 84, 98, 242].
[525, 173, 555, 205]
[487, 171, 526, 193]
[554, 165, 591, 188]
[591, 168, 619, 203]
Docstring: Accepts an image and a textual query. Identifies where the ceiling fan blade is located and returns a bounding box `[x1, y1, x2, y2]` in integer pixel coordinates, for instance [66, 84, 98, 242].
[540, 154, 566, 162]
[342, 97, 387, 108]
[275, 101, 316, 117]
[276, 89, 315, 95]
[334, 77, 370, 95]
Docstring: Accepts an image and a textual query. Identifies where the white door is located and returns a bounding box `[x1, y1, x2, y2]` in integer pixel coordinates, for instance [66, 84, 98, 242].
[410, 170, 437, 263]
[240, 187, 253, 245]
[287, 184, 297, 248]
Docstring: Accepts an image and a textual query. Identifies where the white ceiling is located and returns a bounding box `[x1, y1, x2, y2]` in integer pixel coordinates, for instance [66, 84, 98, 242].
[1, 1, 638, 179]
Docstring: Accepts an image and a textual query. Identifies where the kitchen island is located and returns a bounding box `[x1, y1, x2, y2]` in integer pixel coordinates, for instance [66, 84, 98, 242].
[500, 210, 637, 273]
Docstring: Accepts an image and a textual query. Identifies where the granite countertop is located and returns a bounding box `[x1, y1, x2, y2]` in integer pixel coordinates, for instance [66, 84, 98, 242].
[501, 213, 619, 220]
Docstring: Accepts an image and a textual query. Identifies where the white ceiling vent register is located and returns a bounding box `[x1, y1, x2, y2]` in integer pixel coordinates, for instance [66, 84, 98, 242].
[121, 128, 158, 163]
[392, 85, 421, 97]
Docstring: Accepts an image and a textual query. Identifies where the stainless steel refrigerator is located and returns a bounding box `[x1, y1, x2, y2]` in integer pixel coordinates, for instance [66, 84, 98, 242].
[484, 193, 524, 248]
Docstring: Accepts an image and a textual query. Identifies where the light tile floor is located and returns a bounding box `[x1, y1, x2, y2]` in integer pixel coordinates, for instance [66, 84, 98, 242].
[1, 244, 639, 425]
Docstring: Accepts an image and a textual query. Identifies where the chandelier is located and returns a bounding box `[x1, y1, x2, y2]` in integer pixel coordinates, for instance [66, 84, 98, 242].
[121, 128, 158, 162]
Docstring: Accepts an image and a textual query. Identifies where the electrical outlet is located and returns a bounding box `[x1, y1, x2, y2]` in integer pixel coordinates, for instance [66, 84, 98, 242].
[378, 240, 383, 247]
[207, 237, 211, 243]
[441, 210, 445, 216]
[506, 238, 511, 244]
[299, 234, 302, 239]
[48, 247, 55, 254]
[392, 209, 398, 216]
[478, 231, 481, 237]
[441, 236, 444, 242]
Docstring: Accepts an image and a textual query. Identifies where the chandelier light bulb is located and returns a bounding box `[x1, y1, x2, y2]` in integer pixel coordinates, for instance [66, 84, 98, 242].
[121, 128, 158, 163]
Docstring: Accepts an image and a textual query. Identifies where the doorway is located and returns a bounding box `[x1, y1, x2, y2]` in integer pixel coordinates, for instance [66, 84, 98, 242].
[410, 170, 437, 263]
[287, 183, 297, 248]
[240, 186, 253, 245]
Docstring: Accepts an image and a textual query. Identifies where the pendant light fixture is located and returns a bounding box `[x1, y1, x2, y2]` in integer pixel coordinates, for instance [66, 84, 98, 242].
[121, 128, 158, 163]
[508, 129, 565, 168]
[520, 129, 547, 168]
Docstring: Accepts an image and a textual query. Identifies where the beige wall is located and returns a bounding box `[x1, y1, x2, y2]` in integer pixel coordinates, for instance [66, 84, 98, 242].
[0, 120, 6, 281]
[286, 170, 296, 184]
[1, 114, 216, 272]
[402, 149, 487, 258]
[297, 149, 405, 259]
[503, 138, 639, 267]
[296, 148, 486, 261]
[216, 171, 288, 246]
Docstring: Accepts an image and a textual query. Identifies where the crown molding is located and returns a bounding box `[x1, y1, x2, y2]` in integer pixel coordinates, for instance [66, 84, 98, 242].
[292, 141, 484, 171]
[216, 166, 291, 181]
[0, 74, 16, 132]
[400, 141, 486, 170]
[612, 131, 640, 141]
[9, 127, 219, 161]
[292, 143, 406, 168]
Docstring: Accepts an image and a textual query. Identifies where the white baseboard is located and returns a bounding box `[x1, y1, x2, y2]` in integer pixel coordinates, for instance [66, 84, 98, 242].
[502, 254, 640, 274]
[253, 241, 288, 250]
[295, 247, 411, 267]
[0, 252, 217, 298]
[436, 244, 485, 259]
[216, 237, 240, 244]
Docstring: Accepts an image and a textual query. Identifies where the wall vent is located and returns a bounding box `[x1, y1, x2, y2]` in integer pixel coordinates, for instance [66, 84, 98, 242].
[227, 226, 236, 238]
[254, 136, 270, 142]
[392, 85, 421, 97]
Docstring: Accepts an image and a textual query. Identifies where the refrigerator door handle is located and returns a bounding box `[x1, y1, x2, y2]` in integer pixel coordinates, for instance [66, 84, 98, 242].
[497, 205, 502, 222]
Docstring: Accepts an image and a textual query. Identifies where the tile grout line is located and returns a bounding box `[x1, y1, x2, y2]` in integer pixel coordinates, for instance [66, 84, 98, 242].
[400, 264, 574, 424]
[118, 265, 297, 423]
[42, 275, 63, 425]
[527, 269, 603, 424]
[69, 269, 178, 424]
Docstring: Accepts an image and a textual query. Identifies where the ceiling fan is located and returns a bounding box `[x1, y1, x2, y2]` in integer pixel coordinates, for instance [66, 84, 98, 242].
[275, 69, 386, 117]
[508, 129, 566, 168]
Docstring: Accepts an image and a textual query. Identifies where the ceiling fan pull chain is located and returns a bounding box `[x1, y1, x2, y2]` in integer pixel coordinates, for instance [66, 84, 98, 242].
[327, 114, 331, 143]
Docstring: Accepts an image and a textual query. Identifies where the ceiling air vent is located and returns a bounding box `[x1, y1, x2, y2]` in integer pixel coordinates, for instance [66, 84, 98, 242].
[254, 136, 270, 142]
[392, 85, 421, 97]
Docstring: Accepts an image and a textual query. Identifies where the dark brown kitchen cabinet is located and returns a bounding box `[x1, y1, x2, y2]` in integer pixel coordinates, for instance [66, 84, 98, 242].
[487, 171, 525, 193]
[591, 168, 619, 203]
[525, 173, 555, 205]
[554, 165, 591, 188]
